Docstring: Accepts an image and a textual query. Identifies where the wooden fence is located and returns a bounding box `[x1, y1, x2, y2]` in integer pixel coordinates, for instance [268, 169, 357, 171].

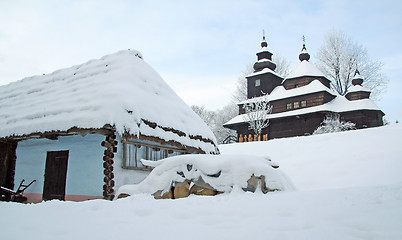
[238, 132, 268, 143]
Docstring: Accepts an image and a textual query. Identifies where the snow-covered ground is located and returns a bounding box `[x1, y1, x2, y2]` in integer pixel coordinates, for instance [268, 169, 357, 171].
[1, 124, 402, 240]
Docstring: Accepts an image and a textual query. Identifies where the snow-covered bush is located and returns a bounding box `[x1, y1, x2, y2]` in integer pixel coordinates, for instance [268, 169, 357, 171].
[116, 154, 294, 199]
[242, 96, 272, 140]
[313, 113, 355, 135]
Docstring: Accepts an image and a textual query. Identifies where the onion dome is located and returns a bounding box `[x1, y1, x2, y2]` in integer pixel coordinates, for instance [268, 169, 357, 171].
[346, 68, 371, 100]
[352, 69, 363, 86]
[253, 35, 277, 72]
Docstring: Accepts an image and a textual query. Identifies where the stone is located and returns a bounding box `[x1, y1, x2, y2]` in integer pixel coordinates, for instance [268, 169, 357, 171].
[154, 189, 173, 199]
[173, 181, 190, 199]
[242, 175, 269, 193]
[117, 193, 131, 199]
[260, 175, 269, 194]
[242, 175, 258, 192]
[190, 184, 217, 196]
[190, 177, 218, 196]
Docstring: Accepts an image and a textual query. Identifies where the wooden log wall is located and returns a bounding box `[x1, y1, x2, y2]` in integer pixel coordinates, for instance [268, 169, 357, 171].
[0, 141, 17, 201]
[283, 76, 331, 90]
[101, 133, 117, 200]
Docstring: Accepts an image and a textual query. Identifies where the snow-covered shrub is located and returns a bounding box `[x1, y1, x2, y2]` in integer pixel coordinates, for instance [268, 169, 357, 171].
[313, 113, 355, 135]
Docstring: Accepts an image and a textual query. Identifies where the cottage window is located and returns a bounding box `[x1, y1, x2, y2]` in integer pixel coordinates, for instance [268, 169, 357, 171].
[301, 100, 307, 107]
[255, 79, 261, 87]
[286, 103, 292, 110]
[123, 141, 185, 170]
[293, 102, 300, 109]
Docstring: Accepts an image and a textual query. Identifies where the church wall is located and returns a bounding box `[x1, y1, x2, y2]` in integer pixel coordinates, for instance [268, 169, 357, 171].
[238, 91, 335, 115]
[268, 112, 327, 139]
[233, 109, 384, 143]
[246, 74, 283, 98]
[283, 76, 330, 90]
[345, 92, 371, 101]
[232, 112, 327, 141]
[270, 92, 335, 114]
[341, 110, 384, 129]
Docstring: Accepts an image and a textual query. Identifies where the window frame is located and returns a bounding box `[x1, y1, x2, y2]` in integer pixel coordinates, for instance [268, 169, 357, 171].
[122, 140, 187, 171]
[255, 79, 261, 87]
[293, 102, 300, 109]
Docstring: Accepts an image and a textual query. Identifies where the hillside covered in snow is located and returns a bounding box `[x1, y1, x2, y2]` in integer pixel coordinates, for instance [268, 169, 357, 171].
[220, 124, 402, 191]
[1, 124, 401, 240]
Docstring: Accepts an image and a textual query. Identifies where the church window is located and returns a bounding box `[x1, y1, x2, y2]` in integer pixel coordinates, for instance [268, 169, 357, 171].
[255, 79, 261, 87]
[301, 100, 307, 107]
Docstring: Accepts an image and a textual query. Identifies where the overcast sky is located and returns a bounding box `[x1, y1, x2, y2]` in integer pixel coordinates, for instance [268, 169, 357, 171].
[1, 0, 401, 122]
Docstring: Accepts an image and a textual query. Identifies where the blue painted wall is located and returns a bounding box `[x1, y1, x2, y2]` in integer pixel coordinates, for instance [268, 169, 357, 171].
[113, 135, 150, 191]
[14, 134, 104, 197]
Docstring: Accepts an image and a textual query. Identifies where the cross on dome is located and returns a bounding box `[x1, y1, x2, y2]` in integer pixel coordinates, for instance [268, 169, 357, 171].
[261, 29, 268, 48]
[299, 35, 310, 62]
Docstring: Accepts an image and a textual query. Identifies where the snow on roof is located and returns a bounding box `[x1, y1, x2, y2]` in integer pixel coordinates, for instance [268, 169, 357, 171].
[348, 85, 371, 93]
[246, 67, 283, 78]
[256, 46, 272, 54]
[0, 50, 217, 152]
[256, 58, 274, 63]
[225, 95, 382, 126]
[116, 154, 294, 196]
[239, 80, 335, 105]
[285, 60, 326, 79]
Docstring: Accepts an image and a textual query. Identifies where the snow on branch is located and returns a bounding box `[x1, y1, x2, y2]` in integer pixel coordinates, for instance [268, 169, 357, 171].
[313, 113, 355, 135]
[242, 94, 272, 138]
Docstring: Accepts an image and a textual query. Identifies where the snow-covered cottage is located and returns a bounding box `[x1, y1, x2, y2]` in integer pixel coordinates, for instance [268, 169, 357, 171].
[224, 36, 384, 141]
[0, 50, 218, 203]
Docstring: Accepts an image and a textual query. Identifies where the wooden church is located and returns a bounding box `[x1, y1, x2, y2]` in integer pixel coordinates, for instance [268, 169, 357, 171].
[224, 36, 384, 141]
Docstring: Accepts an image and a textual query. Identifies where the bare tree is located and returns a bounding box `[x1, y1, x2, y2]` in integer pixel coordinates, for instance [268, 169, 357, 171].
[232, 62, 253, 103]
[191, 104, 237, 144]
[273, 54, 291, 77]
[215, 103, 238, 143]
[242, 95, 272, 139]
[316, 30, 388, 100]
[191, 105, 215, 126]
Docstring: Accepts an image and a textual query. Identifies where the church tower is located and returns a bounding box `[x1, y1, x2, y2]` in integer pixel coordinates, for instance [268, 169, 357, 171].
[345, 69, 371, 100]
[245, 34, 284, 98]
